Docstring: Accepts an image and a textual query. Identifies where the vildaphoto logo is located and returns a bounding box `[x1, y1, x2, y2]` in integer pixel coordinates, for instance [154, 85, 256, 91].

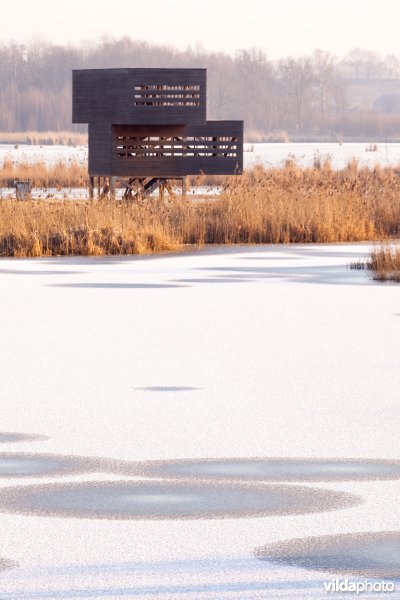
[323, 578, 395, 594]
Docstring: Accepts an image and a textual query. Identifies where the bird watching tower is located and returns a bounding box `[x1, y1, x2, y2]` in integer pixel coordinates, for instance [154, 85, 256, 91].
[72, 68, 243, 199]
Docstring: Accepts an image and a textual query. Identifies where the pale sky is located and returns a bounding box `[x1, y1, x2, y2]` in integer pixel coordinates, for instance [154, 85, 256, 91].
[3, 0, 400, 59]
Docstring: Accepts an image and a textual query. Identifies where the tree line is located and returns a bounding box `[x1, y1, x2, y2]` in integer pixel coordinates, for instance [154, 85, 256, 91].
[1, 38, 400, 140]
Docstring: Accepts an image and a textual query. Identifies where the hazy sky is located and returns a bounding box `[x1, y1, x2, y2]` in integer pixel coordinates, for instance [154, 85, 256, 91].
[4, 0, 400, 59]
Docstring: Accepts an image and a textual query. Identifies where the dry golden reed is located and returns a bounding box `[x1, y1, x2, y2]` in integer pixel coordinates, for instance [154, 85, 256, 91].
[0, 198, 180, 257]
[0, 157, 87, 188]
[1, 161, 400, 257]
[369, 243, 400, 281]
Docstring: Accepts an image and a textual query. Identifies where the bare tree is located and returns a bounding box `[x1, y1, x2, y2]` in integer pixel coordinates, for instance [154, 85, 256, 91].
[384, 54, 400, 78]
[341, 48, 385, 79]
[278, 56, 314, 133]
[311, 50, 337, 130]
[0, 39, 399, 140]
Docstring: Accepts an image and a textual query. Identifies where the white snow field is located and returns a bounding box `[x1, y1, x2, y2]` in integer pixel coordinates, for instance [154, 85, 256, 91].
[3, 141, 400, 170]
[0, 243, 400, 599]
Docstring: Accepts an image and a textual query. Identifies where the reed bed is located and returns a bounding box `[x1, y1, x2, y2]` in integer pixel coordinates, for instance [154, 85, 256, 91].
[0, 198, 181, 257]
[0, 157, 87, 188]
[369, 244, 400, 281]
[1, 161, 400, 257]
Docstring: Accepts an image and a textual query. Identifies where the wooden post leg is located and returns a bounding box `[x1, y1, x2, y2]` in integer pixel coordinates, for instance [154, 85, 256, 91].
[182, 176, 187, 199]
[159, 181, 165, 202]
[110, 176, 116, 200]
[89, 176, 94, 200]
[97, 177, 101, 198]
[101, 178, 110, 198]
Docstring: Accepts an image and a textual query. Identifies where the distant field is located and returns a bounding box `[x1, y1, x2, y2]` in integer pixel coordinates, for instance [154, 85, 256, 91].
[0, 131, 87, 146]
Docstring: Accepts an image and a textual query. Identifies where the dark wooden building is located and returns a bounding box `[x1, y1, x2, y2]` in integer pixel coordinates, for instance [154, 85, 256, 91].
[72, 68, 243, 197]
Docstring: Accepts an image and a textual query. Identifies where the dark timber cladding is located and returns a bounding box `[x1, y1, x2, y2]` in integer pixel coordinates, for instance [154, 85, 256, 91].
[112, 122, 242, 177]
[73, 68, 207, 125]
[73, 68, 243, 181]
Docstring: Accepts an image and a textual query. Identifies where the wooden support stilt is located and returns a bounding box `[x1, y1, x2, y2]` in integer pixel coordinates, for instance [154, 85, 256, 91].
[97, 177, 101, 198]
[159, 182, 165, 201]
[164, 180, 173, 196]
[101, 177, 110, 198]
[89, 176, 94, 200]
[110, 176, 116, 200]
[182, 176, 187, 199]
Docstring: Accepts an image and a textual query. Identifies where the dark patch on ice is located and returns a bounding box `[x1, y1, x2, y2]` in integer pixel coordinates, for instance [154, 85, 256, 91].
[135, 386, 200, 392]
[239, 256, 303, 261]
[172, 278, 251, 283]
[196, 264, 375, 286]
[138, 457, 400, 482]
[0, 480, 359, 520]
[290, 249, 370, 259]
[0, 269, 85, 275]
[0, 453, 127, 478]
[255, 531, 400, 578]
[48, 282, 187, 289]
[0, 432, 47, 444]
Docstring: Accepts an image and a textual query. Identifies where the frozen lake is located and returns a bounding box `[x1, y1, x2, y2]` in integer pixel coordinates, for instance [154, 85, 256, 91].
[2, 141, 400, 172]
[0, 144, 88, 165]
[244, 141, 400, 169]
[0, 243, 400, 598]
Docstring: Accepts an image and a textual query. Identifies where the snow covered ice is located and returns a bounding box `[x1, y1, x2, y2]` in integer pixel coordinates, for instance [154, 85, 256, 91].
[0, 242, 400, 598]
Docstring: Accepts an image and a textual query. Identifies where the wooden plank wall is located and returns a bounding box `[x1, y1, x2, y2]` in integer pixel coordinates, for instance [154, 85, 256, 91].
[73, 68, 207, 125]
[107, 121, 243, 177]
[88, 123, 112, 175]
